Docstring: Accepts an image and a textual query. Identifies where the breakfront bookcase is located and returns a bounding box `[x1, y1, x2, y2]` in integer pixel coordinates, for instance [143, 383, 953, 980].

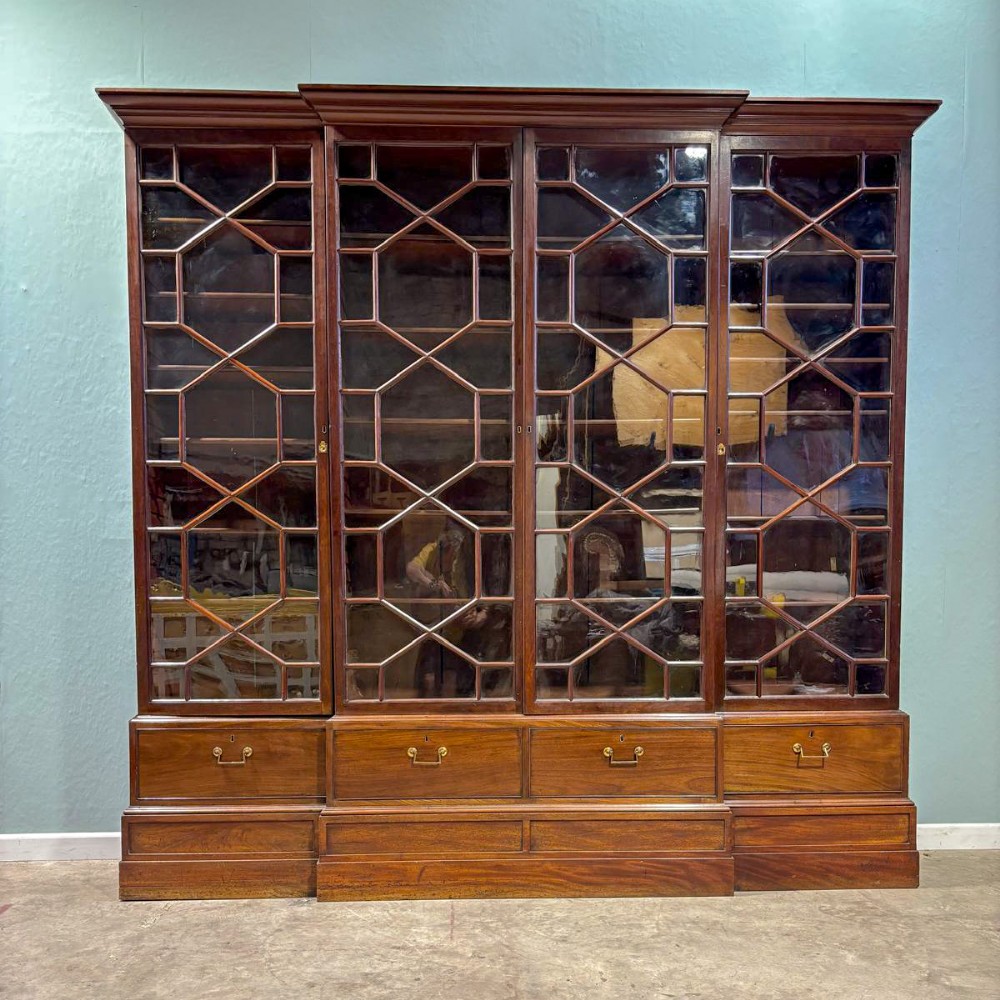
[99, 86, 938, 901]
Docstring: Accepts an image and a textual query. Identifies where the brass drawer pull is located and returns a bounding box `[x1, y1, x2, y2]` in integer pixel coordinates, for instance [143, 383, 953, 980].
[792, 742, 832, 762]
[213, 745, 253, 766]
[407, 746, 447, 766]
[603, 745, 644, 767]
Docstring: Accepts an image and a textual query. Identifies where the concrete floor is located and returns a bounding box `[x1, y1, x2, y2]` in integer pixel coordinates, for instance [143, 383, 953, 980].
[1, 853, 997, 1000]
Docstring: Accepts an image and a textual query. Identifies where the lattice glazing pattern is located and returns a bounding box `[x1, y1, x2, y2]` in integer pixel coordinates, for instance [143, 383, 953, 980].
[141, 144, 320, 702]
[532, 144, 708, 703]
[726, 151, 897, 698]
[337, 142, 515, 703]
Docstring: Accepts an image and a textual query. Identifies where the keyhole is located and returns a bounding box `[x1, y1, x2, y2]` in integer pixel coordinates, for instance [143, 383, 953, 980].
[424, 735, 429, 743]
[808, 730, 814, 739]
[229, 735, 235, 743]
[619, 734, 625, 743]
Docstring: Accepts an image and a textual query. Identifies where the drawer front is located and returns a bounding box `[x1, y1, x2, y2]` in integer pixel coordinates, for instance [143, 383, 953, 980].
[333, 728, 523, 800]
[529, 727, 718, 798]
[733, 811, 913, 850]
[326, 820, 523, 856]
[530, 818, 726, 853]
[724, 724, 904, 794]
[127, 818, 317, 856]
[135, 726, 325, 802]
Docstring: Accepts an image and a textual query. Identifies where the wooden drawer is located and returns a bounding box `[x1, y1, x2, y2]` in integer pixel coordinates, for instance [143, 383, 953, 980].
[125, 813, 318, 857]
[332, 728, 523, 800]
[529, 726, 718, 798]
[134, 723, 325, 803]
[732, 810, 914, 851]
[325, 819, 523, 855]
[530, 817, 727, 853]
[724, 722, 905, 795]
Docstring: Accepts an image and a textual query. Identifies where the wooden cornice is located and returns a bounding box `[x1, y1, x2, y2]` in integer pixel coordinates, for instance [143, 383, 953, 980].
[724, 97, 940, 137]
[96, 89, 320, 129]
[97, 87, 940, 137]
[297, 85, 749, 129]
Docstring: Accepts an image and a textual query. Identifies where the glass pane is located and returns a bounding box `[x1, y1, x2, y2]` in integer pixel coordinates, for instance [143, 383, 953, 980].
[383, 639, 476, 699]
[632, 189, 706, 249]
[141, 188, 215, 249]
[573, 639, 659, 699]
[628, 468, 703, 527]
[764, 373, 853, 489]
[862, 261, 895, 325]
[435, 187, 511, 247]
[479, 255, 512, 320]
[378, 232, 473, 331]
[151, 602, 225, 662]
[287, 665, 320, 698]
[537, 256, 569, 322]
[183, 227, 274, 351]
[236, 188, 312, 250]
[339, 254, 373, 318]
[281, 396, 314, 460]
[376, 145, 471, 210]
[143, 256, 176, 322]
[344, 467, 419, 527]
[572, 509, 666, 599]
[575, 147, 669, 210]
[732, 155, 764, 187]
[482, 534, 513, 596]
[477, 145, 510, 179]
[480, 395, 512, 460]
[342, 395, 375, 460]
[279, 257, 312, 322]
[439, 467, 513, 526]
[338, 144, 371, 179]
[575, 225, 669, 336]
[286, 534, 318, 595]
[345, 534, 377, 597]
[536, 397, 568, 462]
[674, 258, 706, 323]
[140, 147, 173, 181]
[674, 146, 708, 182]
[339, 186, 414, 247]
[826, 193, 896, 251]
[189, 636, 281, 699]
[147, 466, 222, 526]
[762, 502, 851, 603]
[245, 602, 319, 661]
[537, 147, 569, 181]
[381, 365, 475, 490]
[536, 467, 614, 528]
[179, 147, 272, 211]
[865, 154, 897, 187]
[348, 604, 421, 664]
[536, 535, 568, 598]
[731, 193, 801, 251]
[146, 394, 179, 460]
[243, 466, 317, 527]
[275, 147, 311, 181]
[341, 326, 419, 389]
[537, 189, 612, 249]
[236, 327, 314, 389]
[574, 368, 669, 492]
[729, 261, 763, 326]
[184, 366, 277, 488]
[769, 155, 859, 217]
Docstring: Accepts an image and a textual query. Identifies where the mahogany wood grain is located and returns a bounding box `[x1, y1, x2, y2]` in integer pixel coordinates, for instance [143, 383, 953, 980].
[724, 722, 905, 795]
[735, 850, 919, 891]
[529, 726, 718, 798]
[529, 818, 726, 854]
[127, 818, 317, 856]
[134, 723, 325, 803]
[120, 859, 316, 899]
[326, 820, 524, 856]
[317, 856, 735, 900]
[733, 811, 912, 850]
[332, 728, 523, 799]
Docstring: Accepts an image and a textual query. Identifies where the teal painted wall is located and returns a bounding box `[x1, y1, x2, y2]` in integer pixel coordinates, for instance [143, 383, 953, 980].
[1, 0, 997, 833]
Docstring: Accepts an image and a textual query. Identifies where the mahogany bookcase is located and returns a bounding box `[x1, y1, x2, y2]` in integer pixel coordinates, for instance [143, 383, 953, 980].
[98, 86, 938, 900]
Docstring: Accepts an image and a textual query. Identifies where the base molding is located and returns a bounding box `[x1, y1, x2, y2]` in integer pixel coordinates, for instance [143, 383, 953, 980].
[119, 859, 316, 899]
[317, 855, 735, 900]
[735, 849, 920, 890]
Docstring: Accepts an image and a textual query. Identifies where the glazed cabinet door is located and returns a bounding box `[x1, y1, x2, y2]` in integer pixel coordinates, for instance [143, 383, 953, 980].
[332, 130, 520, 711]
[135, 135, 330, 713]
[722, 140, 904, 705]
[525, 131, 716, 712]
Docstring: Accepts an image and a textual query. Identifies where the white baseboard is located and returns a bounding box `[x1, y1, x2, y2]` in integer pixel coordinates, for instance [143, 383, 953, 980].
[0, 832, 121, 862]
[916, 824, 1000, 850]
[1, 825, 997, 861]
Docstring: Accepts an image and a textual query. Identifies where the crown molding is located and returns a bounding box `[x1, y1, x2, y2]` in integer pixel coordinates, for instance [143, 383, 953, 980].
[96, 88, 321, 129]
[298, 85, 749, 129]
[725, 97, 941, 137]
[97, 87, 941, 137]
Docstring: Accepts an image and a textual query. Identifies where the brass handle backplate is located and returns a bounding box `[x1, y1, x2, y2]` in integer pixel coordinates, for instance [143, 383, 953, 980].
[213, 745, 253, 766]
[603, 745, 644, 767]
[792, 742, 832, 763]
[407, 746, 447, 766]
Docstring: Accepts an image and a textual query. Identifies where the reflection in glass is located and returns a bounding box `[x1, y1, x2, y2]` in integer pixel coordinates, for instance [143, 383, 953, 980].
[732, 155, 764, 187]
[826, 193, 896, 251]
[537, 147, 569, 181]
[632, 189, 706, 249]
[769, 155, 859, 216]
[189, 635, 281, 699]
[537, 189, 612, 249]
[865, 154, 897, 188]
[575, 147, 668, 210]
[674, 146, 708, 182]
[731, 193, 801, 251]
[179, 147, 272, 211]
[237, 188, 312, 250]
[146, 394, 180, 460]
[537, 256, 569, 321]
[142, 188, 215, 249]
[141, 147, 173, 181]
[147, 466, 221, 526]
